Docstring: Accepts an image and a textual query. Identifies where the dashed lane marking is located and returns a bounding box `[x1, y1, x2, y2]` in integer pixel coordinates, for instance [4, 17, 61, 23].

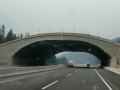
[42, 80, 58, 89]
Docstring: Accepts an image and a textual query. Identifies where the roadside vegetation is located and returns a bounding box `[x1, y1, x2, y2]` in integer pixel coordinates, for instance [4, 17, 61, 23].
[0, 24, 30, 44]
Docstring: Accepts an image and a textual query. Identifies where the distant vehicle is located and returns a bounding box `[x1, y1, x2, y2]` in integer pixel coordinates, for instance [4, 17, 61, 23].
[87, 64, 90, 68]
[73, 64, 90, 68]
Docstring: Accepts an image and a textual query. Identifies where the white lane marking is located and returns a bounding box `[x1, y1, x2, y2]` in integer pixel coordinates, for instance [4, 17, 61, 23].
[67, 73, 72, 76]
[75, 70, 78, 72]
[42, 80, 58, 89]
[94, 69, 112, 90]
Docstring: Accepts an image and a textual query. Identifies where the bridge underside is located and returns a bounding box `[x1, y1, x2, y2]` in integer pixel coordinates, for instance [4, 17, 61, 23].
[12, 40, 111, 66]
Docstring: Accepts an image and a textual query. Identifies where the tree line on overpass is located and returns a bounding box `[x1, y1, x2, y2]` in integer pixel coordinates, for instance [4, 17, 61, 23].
[0, 24, 30, 44]
[48, 56, 68, 65]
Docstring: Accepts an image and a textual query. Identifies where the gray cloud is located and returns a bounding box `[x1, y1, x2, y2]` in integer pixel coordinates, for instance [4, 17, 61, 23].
[0, 0, 120, 39]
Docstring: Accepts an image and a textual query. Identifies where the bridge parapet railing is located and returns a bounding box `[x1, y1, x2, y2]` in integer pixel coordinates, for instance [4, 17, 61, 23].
[0, 65, 68, 78]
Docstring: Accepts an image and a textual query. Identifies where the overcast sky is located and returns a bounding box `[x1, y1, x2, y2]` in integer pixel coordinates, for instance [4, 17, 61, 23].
[0, 0, 120, 39]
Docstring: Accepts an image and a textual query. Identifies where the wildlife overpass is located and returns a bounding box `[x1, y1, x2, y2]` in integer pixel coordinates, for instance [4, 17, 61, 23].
[0, 33, 120, 67]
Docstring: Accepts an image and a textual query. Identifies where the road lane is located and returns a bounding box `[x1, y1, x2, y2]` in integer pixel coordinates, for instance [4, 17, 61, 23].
[97, 69, 120, 90]
[43, 68, 110, 90]
[94, 69, 112, 90]
[0, 68, 77, 90]
[1, 68, 120, 90]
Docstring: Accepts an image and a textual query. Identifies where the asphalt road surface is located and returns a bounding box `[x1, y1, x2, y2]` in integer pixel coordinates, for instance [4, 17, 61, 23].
[0, 68, 120, 90]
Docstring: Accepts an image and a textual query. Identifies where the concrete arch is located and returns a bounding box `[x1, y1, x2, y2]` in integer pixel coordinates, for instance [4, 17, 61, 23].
[0, 33, 119, 67]
[12, 40, 111, 66]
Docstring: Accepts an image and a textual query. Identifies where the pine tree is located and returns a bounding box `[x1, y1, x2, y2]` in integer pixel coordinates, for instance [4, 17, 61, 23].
[5, 29, 14, 42]
[28, 33, 30, 36]
[13, 34, 17, 40]
[0, 24, 5, 43]
[118, 40, 120, 43]
[25, 33, 27, 37]
[0, 35, 3, 44]
[25, 32, 30, 37]
[20, 34, 23, 38]
[1, 24, 5, 38]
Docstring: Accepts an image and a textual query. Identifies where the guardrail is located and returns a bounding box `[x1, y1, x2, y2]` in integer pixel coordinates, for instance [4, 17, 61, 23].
[0, 65, 68, 78]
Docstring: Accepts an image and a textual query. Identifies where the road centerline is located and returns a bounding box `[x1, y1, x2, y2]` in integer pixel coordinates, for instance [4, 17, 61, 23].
[75, 70, 78, 72]
[67, 73, 72, 76]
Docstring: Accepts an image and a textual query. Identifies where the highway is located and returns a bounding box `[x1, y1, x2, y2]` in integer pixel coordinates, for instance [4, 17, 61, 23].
[0, 68, 120, 90]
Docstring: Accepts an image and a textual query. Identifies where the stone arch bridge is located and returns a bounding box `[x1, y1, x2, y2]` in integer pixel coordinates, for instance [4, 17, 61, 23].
[0, 33, 120, 67]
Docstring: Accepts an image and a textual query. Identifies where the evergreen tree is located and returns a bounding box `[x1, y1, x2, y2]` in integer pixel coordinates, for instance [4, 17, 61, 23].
[13, 34, 17, 40]
[48, 56, 57, 65]
[20, 34, 23, 38]
[0, 35, 3, 44]
[25, 32, 30, 37]
[56, 56, 68, 65]
[28, 32, 30, 36]
[0, 24, 26, 43]
[118, 40, 120, 43]
[1, 25, 5, 40]
[0, 24, 5, 43]
[5, 29, 14, 42]
[25, 33, 27, 37]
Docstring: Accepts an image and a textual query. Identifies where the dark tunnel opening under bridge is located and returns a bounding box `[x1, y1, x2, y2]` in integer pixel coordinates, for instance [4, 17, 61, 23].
[12, 40, 111, 66]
